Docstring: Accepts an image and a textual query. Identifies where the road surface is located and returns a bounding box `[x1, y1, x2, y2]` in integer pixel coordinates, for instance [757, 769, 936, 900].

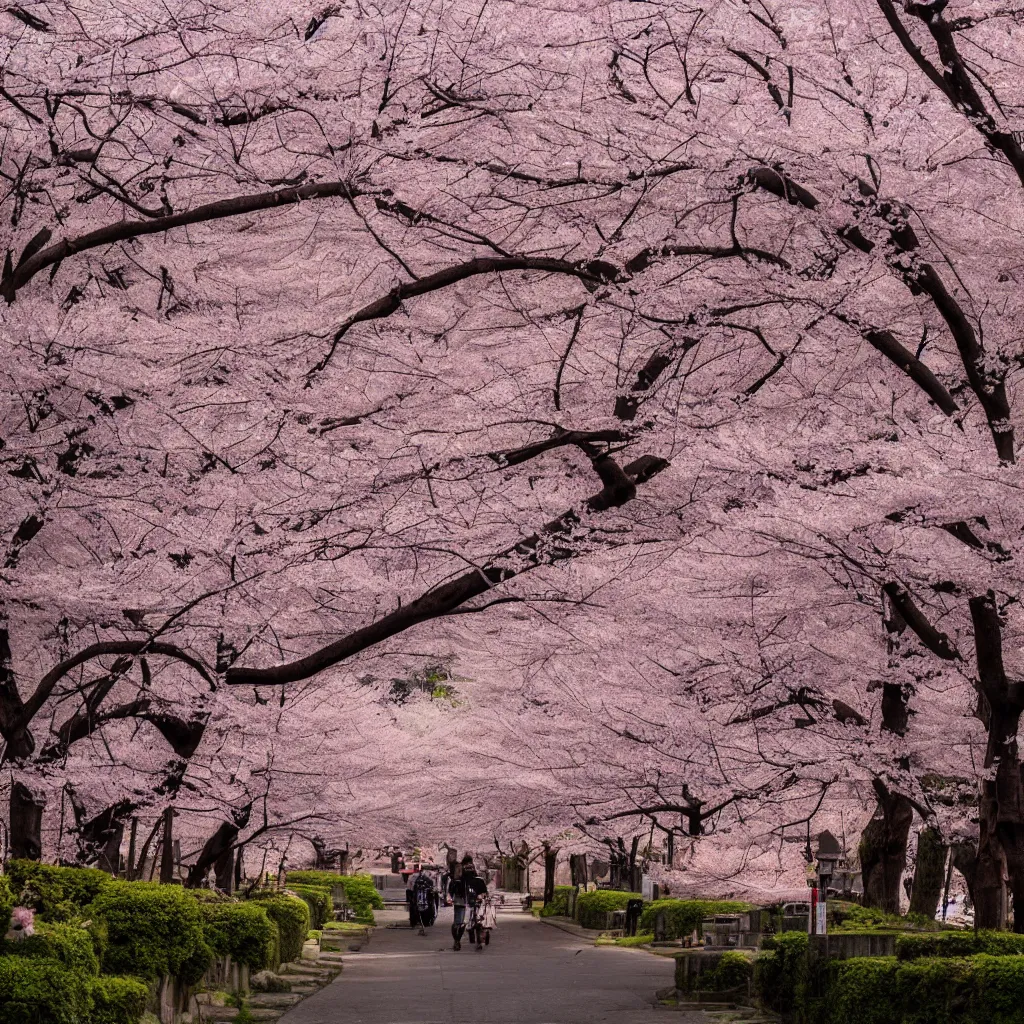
[280, 908, 710, 1024]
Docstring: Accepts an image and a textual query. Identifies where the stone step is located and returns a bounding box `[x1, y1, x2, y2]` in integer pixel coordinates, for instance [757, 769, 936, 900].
[280, 964, 331, 979]
[247, 993, 303, 1009]
[287, 984, 322, 996]
[199, 1007, 281, 1022]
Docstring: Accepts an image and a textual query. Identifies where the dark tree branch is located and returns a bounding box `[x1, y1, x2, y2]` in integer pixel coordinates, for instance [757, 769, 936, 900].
[2, 180, 372, 300]
[226, 453, 669, 686]
[881, 583, 961, 661]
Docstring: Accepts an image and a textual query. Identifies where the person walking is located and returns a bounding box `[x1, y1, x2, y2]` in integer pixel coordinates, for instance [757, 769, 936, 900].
[448, 855, 488, 950]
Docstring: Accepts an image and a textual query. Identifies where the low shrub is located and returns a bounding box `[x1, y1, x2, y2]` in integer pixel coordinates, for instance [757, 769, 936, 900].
[575, 889, 638, 929]
[3, 920, 99, 975]
[825, 953, 1024, 1024]
[703, 951, 754, 992]
[539, 886, 573, 917]
[755, 948, 1024, 1024]
[831, 901, 938, 934]
[824, 955, 899, 1024]
[88, 975, 150, 1024]
[755, 931, 810, 1017]
[89, 880, 212, 983]
[895, 930, 1024, 960]
[0, 876, 13, 935]
[284, 872, 383, 923]
[286, 885, 332, 928]
[247, 893, 309, 964]
[7, 861, 110, 922]
[203, 902, 277, 971]
[638, 899, 753, 940]
[680, 950, 755, 994]
[0, 954, 91, 1024]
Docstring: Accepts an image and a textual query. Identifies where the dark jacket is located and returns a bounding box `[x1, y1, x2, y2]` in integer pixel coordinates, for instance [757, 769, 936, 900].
[448, 870, 488, 905]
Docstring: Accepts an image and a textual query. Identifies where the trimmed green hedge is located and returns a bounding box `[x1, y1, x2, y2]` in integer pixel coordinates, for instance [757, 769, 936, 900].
[539, 886, 573, 917]
[90, 880, 212, 984]
[575, 890, 638, 929]
[0, 954, 91, 1024]
[639, 899, 753, 940]
[286, 885, 333, 929]
[3, 921, 100, 975]
[895, 930, 1024, 960]
[755, 931, 812, 1018]
[0, 876, 13, 935]
[87, 975, 149, 1024]
[247, 892, 310, 964]
[824, 954, 1024, 1024]
[7, 861, 111, 922]
[202, 902, 277, 970]
[681, 950, 754, 993]
[285, 872, 383, 923]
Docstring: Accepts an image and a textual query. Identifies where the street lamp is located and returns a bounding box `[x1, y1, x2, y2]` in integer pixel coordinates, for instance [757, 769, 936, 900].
[815, 830, 842, 892]
[811, 830, 843, 936]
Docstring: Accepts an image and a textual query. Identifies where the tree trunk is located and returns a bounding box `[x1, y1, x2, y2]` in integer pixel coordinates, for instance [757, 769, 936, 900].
[127, 818, 138, 879]
[543, 844, 558, 905]
[160, 807, 175, 883]
[185, 806, 252, 888]
[908, 827, 946, 920]
[569, 854, 588, 887]
[235, 844, 245, 890]
[951, 841, 977, 906]
[859, 783, 913, 914]
[97, 820, 124, 874]
[9, 782, 45, 860]
[214, 846, 234, 893]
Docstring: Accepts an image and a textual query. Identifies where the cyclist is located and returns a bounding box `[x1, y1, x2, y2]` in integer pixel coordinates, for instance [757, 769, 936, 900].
[448, 856, 488, 950]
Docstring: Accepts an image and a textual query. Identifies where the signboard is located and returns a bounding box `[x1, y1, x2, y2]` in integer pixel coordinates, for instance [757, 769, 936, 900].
[816, 901, 827, 935]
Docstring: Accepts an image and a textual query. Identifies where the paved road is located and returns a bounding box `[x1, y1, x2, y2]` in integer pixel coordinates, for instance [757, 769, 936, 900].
[281, 909, 708, 1024]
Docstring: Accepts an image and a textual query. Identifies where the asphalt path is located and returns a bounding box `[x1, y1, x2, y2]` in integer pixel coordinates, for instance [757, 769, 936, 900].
[280, 908, 708, 1024]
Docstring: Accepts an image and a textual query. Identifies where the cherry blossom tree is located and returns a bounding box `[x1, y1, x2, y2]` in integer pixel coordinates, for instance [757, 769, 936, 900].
[0, 0, 1022, 923]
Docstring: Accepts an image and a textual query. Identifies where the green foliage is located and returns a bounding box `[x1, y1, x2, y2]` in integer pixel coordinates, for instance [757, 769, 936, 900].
[755, 931, 810, 1017]
[824, 954, 1024, 1024]
[0, 876, 13, 935]
[828, 901, 938, 933]
[3, 920, 100, 975]
[539, 886, 573, 917]
[679, 951, 754, 993]
[247, 893, 309, 964]
[202, 902, 277, 971]
[824, 956, 900, 1024]
[753, 944, 1024, 1024]
[7, 861, 111, 922]
[702, 951, 754, 993]
[88, 975, 150, 1024]
[0, 954, 91, 1024]
[285, 885, 333, 928]
[895, 930, 1024, 960]
[90, 880, 212, 983]
[612, 932, 654, 947]
[638, 899, 753, 940]
[574, 889, 638, 929]
[285, 872, 383, 923]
